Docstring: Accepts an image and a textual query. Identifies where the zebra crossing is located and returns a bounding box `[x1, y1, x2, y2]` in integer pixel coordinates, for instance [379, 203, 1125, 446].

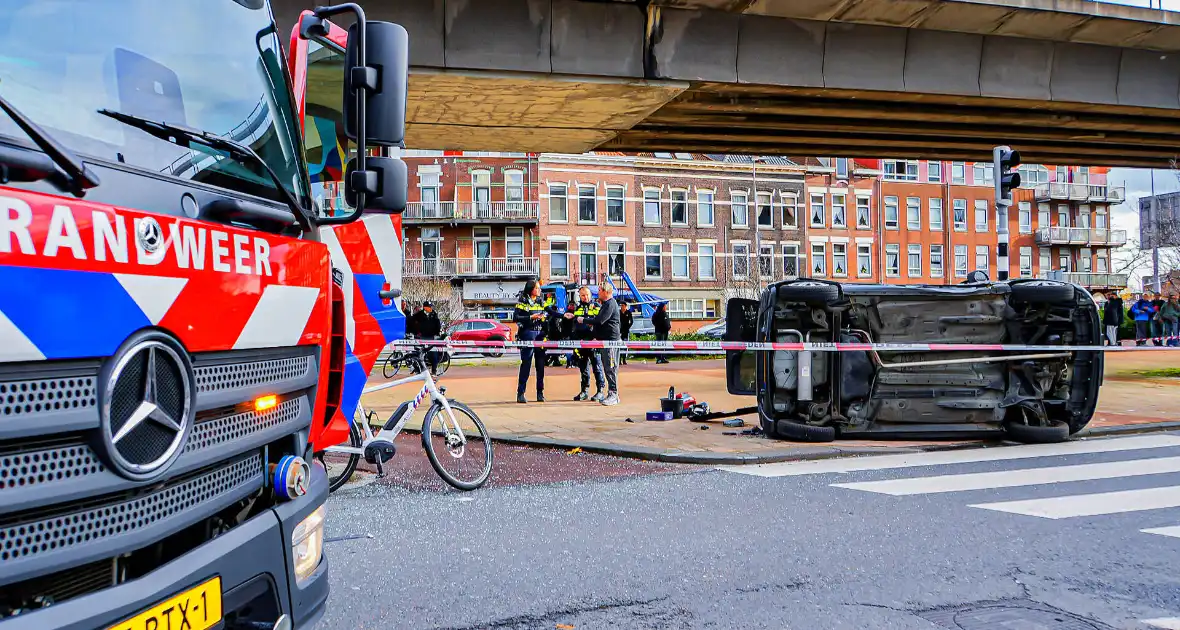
[718, 433, 1180, 541]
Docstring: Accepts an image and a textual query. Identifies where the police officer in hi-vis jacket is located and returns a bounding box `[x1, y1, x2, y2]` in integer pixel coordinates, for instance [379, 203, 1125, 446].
[513, 279, 555, 403]
[564, 286, 606, 401]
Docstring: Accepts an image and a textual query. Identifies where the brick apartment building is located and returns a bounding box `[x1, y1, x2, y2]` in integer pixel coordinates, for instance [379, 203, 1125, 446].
[396, 151, 1127, 330]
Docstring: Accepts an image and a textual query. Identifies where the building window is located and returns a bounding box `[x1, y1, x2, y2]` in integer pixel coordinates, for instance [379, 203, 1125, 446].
[644, 243, 662, 279]
[906, 197, 920, 231]
[856, 196, 870, 229]
[760, 245, 774, 278]
[1058, 205, 1069, 228]
[810, 193, 826, 227]
[473, 170, 492, 215]
[505, 170, 524, 211]
[578, 185, 597, 223]
[1018, 165, 1049, 187]
[928, 161, 942, 183]
[976, 245, 989, 272]
[699, 244, 715, 280]
[733, 243, 749, 278]
[1019, 247, 1032, 278]
[549, 242, 569, 278]
[781, 193, 798, 228]
[782, 244, 802, 277]
[697, 190, 715, 226]
[1095, 210, 1107, 229]
[1038, 203, 1050, 230]
[731, 192, 749, 228]
[836, 158, 849, 179]
[930, 245, 944, 278]
[1059, 252, 1071, 272]
[929, 198, 943, 231]
[811, 243, 826, 276]
[756, 192, 773, 228]
[1078, 204, 1091, 229]
[883, 160, 919, 181]
[644, 189, 661, 225]
[885, 244, 900, 277]
[1018, 202, 1032, 233]
[907, 244, 922, 278]
[670, 189, 688, 225]
[669, 298, 707, 320]
[607, 241, 625, 276]
[579, 241, 598, 282]
[953, 199, 967, 231]
[548, 184, 568, 222]
[1039, 249, 1051, 275]
[974, 199, 988, 232]
[857, 244, 872, 278]
[884, 196, 899, 229]
[671, 243, 690, 279]
[419, 169, 441, 211]
[973, 163, 994, 185]
[955, 245, 968, 277]
[1080, 247, 1092, 272]
[832, 194, 847, 228]
[1097, 250, 1109, 273]
[832, 243, 848, 277]
[951, 162, 966, 185]
[606, 186, 625, 224]
[506, 227, 525, 260]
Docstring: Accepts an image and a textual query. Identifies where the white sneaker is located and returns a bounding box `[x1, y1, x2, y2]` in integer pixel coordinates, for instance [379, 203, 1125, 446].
[600, 392, 619, 406]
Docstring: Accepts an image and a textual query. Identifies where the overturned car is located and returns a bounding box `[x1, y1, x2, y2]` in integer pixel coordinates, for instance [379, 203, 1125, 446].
[725, 277, 1103, 444]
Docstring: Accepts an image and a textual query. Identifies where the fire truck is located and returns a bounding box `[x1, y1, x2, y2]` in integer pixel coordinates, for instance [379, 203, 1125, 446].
[0, 1, 408, 629]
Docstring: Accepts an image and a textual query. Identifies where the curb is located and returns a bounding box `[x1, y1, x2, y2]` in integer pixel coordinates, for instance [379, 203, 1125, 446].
[487, 420, 1180, 466]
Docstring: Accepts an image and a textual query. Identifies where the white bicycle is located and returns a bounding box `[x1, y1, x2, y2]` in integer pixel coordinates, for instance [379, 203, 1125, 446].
[315, 346, 493, 492]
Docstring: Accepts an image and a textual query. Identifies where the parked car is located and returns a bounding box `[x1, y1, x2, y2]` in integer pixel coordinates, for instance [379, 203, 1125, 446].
[696, 318, 726, 339]
[446, 318, 514, 357]
[725, 277, 1103, 444]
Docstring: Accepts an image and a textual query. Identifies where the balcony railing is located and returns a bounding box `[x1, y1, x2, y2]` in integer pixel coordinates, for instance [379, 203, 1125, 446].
[1034, 183, 1125, 203]
[1034, 227, 1128, 247]
[1037, 272, 1129, 289]
[404, 258, 458, 278]
[402, 201, 539, 223]
[456, 257, 540, 276]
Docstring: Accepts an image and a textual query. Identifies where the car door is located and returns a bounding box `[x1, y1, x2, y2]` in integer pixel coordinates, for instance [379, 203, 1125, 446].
[725, 298, 759, 395]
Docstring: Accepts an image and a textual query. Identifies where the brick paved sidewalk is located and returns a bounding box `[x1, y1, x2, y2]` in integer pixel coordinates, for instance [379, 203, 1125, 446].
[359, 354, 1180, 464]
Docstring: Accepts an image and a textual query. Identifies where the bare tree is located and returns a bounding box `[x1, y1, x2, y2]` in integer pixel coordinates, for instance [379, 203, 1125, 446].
[400, 276, 462, 327]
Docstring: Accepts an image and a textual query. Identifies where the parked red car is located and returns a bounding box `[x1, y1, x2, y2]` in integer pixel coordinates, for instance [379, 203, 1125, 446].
[445, 319, 515, 357]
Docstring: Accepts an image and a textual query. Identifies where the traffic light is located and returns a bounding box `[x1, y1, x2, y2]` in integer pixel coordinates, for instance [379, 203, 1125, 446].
[993, 145, 1021, 208]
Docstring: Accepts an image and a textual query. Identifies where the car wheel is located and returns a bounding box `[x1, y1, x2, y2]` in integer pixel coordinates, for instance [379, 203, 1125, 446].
[484, 336, 505, 358]
[774, 418, 837, 442]
[777, 281, 840, 306]
[1004, 418, 1070, 444]
[1009, 281, 1075, 304]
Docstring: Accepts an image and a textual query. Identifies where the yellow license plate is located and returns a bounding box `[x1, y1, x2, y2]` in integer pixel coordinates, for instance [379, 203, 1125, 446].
[108, 577, 222, 630]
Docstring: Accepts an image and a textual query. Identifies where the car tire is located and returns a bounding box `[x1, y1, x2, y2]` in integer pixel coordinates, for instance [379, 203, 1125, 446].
[1009, 281, 1075, 304]
[774, 418, 837, 442]
[1004, 418, 1070, 444]
[777, 281, 840, 306]
[484, 336, 505, 358]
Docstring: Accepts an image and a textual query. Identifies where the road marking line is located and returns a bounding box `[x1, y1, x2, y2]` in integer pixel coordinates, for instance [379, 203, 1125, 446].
[717, 435, 1180, 478]
[1144, 618, 1180, 629]
[970, 485, 1180, 519]
[1142, 525, 1180, 539]
[831, 456, 1180, 495]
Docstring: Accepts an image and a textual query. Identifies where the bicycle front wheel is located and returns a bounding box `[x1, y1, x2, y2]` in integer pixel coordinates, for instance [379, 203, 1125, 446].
[382, 352, 403, 379]
[421, 400, 493, 491]
[317, 417, 363, 493]
[432, 352, 451, 377]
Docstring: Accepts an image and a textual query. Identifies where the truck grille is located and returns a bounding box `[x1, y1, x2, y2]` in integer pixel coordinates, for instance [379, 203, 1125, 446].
[0, 454, 263, 564]
[0, 441, 106, 491]
[194, 355, 313, 392]
[0, 376, 97, 418]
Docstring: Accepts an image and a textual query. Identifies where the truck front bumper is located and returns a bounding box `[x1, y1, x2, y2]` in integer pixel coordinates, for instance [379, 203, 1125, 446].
[1, 466, 330, 630]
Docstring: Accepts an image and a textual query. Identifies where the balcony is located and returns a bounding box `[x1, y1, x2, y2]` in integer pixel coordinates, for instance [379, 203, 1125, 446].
[402, 201, 539, 224]
[1034, 227, 1128, 247]
[404, 257, 540, 278]
[1034, 183, 1125, 203]
[1037, 272, 1129, 289]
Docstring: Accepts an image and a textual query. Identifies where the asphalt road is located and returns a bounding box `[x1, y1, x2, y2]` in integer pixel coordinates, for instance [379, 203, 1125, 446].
[318, 433, 1180, 630]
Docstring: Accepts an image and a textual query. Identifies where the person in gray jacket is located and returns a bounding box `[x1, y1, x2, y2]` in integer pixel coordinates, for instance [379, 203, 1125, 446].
[577, 283, 621, 406]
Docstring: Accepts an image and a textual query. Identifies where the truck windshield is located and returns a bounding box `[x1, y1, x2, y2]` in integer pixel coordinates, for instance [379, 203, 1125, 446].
[0, 0, 309, 206]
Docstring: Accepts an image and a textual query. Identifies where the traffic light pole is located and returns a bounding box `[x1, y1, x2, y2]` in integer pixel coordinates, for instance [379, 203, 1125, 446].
[993, 145, 1021, 283]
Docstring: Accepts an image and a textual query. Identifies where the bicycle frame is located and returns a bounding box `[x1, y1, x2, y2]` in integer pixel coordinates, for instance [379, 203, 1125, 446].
[323, 358, 464, 456]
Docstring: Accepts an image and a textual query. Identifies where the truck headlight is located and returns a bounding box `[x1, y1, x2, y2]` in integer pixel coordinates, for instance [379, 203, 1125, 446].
[291, 506, 325, 582]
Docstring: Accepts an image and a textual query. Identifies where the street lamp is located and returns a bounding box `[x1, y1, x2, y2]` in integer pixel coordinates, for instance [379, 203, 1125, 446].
[751, 156, 766, 293]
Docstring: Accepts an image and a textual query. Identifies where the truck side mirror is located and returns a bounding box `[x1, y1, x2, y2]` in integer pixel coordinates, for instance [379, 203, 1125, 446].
[343, 20, 408, 147]
[344, 156, 407, 213]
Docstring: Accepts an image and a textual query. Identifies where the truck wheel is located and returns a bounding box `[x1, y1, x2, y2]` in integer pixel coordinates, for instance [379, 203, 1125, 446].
[1009, 281, 1075, 304]
[759, 412, 778, 438]
[774, 418, 837, 442]
[1004, 418, 1070, 444]
[777, 281, 840, 306]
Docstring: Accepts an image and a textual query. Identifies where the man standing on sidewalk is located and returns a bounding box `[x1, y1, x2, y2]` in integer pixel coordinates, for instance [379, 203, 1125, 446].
[565, 286, 605, 401]
[580, 283, 621, 406]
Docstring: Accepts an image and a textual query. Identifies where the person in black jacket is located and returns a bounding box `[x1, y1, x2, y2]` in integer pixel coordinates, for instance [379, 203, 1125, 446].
[618, 298, 633, 365]
[409, 302, 443, 373]
[579, 283, 621, 405]
[513, 280, 554, 403]
[652, 301, 672, 364]
[1102, 294, 1124, 346]
[564, 286, 605, 401]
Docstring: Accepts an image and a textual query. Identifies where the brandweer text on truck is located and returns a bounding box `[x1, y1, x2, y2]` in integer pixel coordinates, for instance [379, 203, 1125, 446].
[0, 1, 408, 629]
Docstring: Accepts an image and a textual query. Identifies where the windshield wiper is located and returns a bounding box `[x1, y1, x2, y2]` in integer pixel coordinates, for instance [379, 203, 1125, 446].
[0, 94, 100, 195]
[97, 108, 311, 231]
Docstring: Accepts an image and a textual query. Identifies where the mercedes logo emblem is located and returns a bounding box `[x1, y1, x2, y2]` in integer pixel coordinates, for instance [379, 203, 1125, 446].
[137, 217, 163, 253]
[99, 334, 194, 481]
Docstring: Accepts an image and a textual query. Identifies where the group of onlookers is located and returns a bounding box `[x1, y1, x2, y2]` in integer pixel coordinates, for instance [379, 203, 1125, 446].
[1105, 292, 1180, 346]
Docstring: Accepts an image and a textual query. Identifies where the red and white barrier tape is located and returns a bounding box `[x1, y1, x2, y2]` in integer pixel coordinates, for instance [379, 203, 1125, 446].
[392, 336, 1180, 354]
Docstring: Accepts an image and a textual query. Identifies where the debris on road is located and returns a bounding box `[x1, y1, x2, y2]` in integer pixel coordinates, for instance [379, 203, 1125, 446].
[567, 447, 583, 455]
[723, 418, 746, 427]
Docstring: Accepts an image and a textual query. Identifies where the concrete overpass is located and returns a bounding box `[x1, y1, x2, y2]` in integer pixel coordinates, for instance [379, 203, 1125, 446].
[274, 0, 1180, 167]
